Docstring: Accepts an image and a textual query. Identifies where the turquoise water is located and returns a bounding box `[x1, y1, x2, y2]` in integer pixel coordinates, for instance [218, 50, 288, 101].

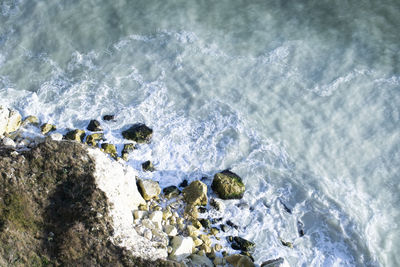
[1, 1, 399, 266]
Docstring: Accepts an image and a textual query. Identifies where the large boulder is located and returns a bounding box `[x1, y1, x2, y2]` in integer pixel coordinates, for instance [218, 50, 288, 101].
[169, 236, 194, 262]
[0, 106, 22, 137]
[137, 179, 161, 200]
[211, 170, 245, 199]
[87, 119, 103, 132]
[122, 123, 153, 143]
[225, 254, 255, 267]
[101, 143, 118, 158]
[64, 129, 86, 142]
[182, 180, 208, 206]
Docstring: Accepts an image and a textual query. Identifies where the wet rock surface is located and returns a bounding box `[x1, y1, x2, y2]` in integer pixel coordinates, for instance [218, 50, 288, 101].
[122, 123, 153, 143]
[212, 170, 245, 199]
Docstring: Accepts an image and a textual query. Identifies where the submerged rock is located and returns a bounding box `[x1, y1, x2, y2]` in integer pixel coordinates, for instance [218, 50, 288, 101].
[229, 236, 256, 252]
[261, 257, 285, 267]
[137, 179, 161, 201]
[87, 119, 103, 132]
[211, 170, 245, 199]
[103, 115, 115, 121]
[64, 129, 86, 142]
[182, 180, 208, 206]
[122, 123, 153, 143]
[142, 160, 155, 172]
[40, 123, 56, 135]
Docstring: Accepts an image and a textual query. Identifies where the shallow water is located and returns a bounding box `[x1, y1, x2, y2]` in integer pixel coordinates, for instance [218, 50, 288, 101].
[1, 0, 399, 266]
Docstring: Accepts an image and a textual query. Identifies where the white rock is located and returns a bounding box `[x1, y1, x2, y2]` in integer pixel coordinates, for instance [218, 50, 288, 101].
[6, 109, 22, 133]
[137, 179, 161, 200]
[144, 229, 152, 240]
[164, 225, 178, 236]
[169, 236, 194, 262]
[0, 106, 8, 137]
[149, 210, 163, 229]
[49, 133, 63, 141]
[2, 137, 16, 148]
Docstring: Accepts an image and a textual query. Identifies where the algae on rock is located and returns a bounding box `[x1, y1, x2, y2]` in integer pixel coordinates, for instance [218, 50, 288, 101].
[211, 170, 245, 199]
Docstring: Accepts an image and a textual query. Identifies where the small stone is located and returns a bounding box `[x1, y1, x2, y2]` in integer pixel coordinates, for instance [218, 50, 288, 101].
[121, 143, 135, 160]
[137, 179, 161, 201]
[22, 115, 39, 126]
[87, 119, 103, 131]
[225, 254, 255, 267]
[188, 254, 214, 267]
[163, 186, 181, 199]
[222, 251, 228, 257]
[213, 244, 222, 252]
[210, 198, 225, 212]
[101, 143, 117, 158]
[182, 180, 208, 206]
[64, 129, 85, 142]
[220, 224, 228, 232]
[200, 219, 211, 229]
[6, 109, 22, 133]
[2, 137, 16, 148]
[199, 234, 211, 247]
[133, 210, 147, 220]
[227, 220, 239, 230]
[85, 133, 104, 146]
[122, 123, 153, 143]
[149, 211, 163, 229]
[143, 229, 152, 240]
[229, 236, 256, 252]
[169, 217, 176, 225]
[184, 204, 199, 219]
[164, 225, 178, 236]
[49, 133, 63, 141]
[198, 206, 207, 213]
[41, 123, 56, 135]
[138, 203, 148, 211]
[162, 210, 172, 220]
[142, 219, 155, 230]
[280, 239, 293, 248]
[179, 179, 188, 188]
[260, 257, 285, 267]
[191, 220, 203, 229]
[167, 246, 173, 254]
[199, 244, 211, 254]
[169, 236, 194, 262]
[206, 251, 216, 260]
[212, 170, 245, 199]
[142, 160, 155, 172]
[187, 225, 200, 237]
[192, 237, 203, 247]
[210, 227, 219, 236]
[103, 114, 115, 121]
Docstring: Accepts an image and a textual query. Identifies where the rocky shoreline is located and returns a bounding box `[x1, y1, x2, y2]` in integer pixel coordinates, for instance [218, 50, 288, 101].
[0, 106, 286, 267]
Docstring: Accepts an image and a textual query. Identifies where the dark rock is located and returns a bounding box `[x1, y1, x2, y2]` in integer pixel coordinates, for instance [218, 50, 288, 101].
[102, 115, 115, 121]
[121, 143, 135, 161]
[87, 120, 103, 132]
[64, 129, 86, 142]
[221, 251, 228, 257]
[219, 224, 228, 232]
[199, 219, 211, 229]
[229, 236, 256, 252]
[211, 218, 223, 224]
[226, 220, 239, 230]
[142, 160, 155, 172]
[297, 221, 305, 237]
[279, 199, 292, 214]
[101, 143, 117, 158]
[198, 206, 207, 213]
[211, 170, 245, 199]
[179, 180, 188, 188]
[85, 133, 104, 147]
[280, 239, 293, 248]
[240, 251, 255, 262]
[261, 257, 285, 267]
[122, 124, 153, 143]
[163, 186, 181, 199]
[41, 123, 56, 135]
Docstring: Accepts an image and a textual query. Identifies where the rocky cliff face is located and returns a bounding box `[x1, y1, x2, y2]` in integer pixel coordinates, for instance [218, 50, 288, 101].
[0, 139, 181, 267]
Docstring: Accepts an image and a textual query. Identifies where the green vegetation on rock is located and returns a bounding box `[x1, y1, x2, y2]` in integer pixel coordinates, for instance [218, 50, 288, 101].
[40, 123, 56, 135]
[64, 129, 86, 142]
[211, 170, 245, 199]
[122, 124, 153, 143]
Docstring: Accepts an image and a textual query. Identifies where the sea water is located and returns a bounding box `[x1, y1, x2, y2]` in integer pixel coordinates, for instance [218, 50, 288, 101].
[1, 0, 399, 266]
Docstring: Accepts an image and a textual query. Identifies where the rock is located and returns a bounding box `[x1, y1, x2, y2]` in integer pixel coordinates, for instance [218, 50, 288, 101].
[101, 143, 117, 158]
[149, 211, 163, 229]
[163, 186, 181, 199]
[22, 115, 39, 126]
[191, 220, 203, 229]
[41, 123, 56, 135]
[220, 224, 228, 232]
[49, 133, 63, 141]
[6, 109, 22, 133]
[122, 123, 153, 143]
[179, 179, 188, 188]
[210, 227, 219, 236]
[87, 119, 103, 132]
[198, 206, 207, 213]
[182, 180, 208, 206]
[192, 237, 203, 247]
[184, 204, 199, 219]
[199, 219, 211, 229]
[121, 143, 135, 160]
[187, 225, 200, 237]
[211, 170, 245, 199]
[280, 239, 293, 248]
[133, 210, 147, 220]
[137, 179, 161, 200]
[2, 137, 16, 148]
[227, 220, 239, 230]
[210, 198, 225, 212]
[261, 258, 285, 267]
[169, 236, 194, 262]
[225, 254, 255, 267]
[229, 236, 256, 252]
[164, 225, 178, 236]
[188, 254, 214, 267]
[64, 129, 86, 142]
[199, 234, 211, 247]
[86, 133, 104, 147]
[142, 160, 155, 172]
[144, 229, 153, 240]
[103, 115, 115, 121]
[0, 106, 9, 137]
[213, 244, 222, 252]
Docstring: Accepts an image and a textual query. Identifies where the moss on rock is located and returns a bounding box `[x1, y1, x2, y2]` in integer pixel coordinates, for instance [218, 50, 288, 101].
[40, 123, 56, 135]
[64, 129, 86, 142]
[122, 124, 153, 143]
[211, 170, 245, 200]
